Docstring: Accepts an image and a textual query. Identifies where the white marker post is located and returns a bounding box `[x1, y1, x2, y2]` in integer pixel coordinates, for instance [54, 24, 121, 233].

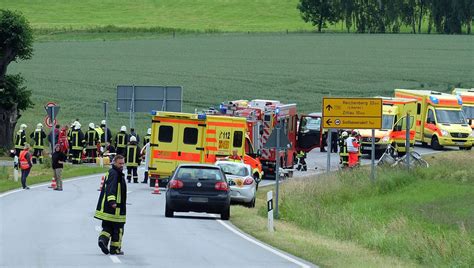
[267, 191, 274, 232]
[13, 155, 19, 182]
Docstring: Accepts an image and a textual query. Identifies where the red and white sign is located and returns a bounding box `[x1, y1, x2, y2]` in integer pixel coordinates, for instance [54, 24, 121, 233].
[44, 116, 57, 128]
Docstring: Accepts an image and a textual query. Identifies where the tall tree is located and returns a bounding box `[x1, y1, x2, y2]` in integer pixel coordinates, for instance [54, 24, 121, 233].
[298, 0, 339, 32]
[0, 10, 34, 150]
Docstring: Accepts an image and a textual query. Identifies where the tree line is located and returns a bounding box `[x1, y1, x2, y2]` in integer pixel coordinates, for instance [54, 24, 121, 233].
[298, 0, 473, 34]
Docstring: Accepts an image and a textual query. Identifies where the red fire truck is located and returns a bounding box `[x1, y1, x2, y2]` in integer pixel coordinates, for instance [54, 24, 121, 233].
[218, 99, 299, 178]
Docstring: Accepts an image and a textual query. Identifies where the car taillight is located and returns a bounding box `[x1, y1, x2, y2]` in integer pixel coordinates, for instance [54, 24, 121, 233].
[169, 180, 183, 189]
[243, 177, 254, 185]
[215, 181, 229, 191]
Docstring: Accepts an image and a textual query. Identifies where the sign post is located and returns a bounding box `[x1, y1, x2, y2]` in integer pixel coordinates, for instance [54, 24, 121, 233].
[44, 102, 60, 151]
[322, 98, 382, 179]
[263, 120, 291, 220]
[267, 191, 274, 232]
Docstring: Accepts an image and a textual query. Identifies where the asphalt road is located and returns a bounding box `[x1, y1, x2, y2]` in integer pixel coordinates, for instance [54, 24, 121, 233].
[0, 168, 314, 268]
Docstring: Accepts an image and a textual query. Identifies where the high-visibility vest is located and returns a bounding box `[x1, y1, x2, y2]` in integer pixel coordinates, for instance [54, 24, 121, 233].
[126, 145, 139, 167]
[86, 130, 98, 147]
[19, 150, 31, 170]
[71, 130, 83, 150]
[116, 133, 127, 148]
[346, 137, 359, 153]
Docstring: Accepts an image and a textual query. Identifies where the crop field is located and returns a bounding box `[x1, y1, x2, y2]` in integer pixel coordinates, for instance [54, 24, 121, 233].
[1, 0, 311, 32]
[9, 33, 474, 137]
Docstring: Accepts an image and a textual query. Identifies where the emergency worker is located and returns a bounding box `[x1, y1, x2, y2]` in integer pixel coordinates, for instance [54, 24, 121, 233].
[14, 124, 27, 156]
[296, 150, 307, 171]
[95, 155, 127, 255]
[30, 123, 47, 164]
[125, 136, 141, 183]
[85, 123, 99, 163]
[143, 128, 151, 146]
[129, 128, 140, 144]
[339, 131, 349, 168]
[330, 129, 339, 153]
[100, 120, 112, 144]
[70, 123, 85, 164]
[115, 126, 129, 156]
[346, 131, 360, 168]
[140, 141, 150, 184]
[19, 143, 33, 189]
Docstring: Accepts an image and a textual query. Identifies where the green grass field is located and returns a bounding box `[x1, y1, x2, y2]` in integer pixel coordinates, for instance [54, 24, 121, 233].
[1, 0, 311, 32]
[231, 151, 474, 267]
[8, 33, 474, 141]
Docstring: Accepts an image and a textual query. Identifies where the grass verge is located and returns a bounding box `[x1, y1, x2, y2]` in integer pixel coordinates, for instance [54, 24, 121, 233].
[0, 161, 108, 193]
[230, 151, 474, 267]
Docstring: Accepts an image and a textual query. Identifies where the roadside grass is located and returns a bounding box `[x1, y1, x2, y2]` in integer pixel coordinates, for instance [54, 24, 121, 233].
[10, 34, 473, 141]
[0, 161, 108, 193]
[231, 150, 474, 267]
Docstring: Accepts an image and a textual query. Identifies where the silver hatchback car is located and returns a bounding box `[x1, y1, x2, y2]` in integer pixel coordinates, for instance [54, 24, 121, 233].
[215, 161, 257, 208]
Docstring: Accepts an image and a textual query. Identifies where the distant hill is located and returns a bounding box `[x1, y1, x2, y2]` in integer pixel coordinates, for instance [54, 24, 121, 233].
[2, 0, 312, 32]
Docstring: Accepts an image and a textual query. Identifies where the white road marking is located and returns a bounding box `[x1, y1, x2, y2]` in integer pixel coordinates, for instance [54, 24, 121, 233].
[217, 220, 312, 268]
[109, 256, 121, 263]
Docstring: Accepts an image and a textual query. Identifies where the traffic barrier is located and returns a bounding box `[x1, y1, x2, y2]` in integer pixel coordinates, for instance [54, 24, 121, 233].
[49, 177, 56, 189]
[98, 175, 105, 191]
[152, 179, 161, 195]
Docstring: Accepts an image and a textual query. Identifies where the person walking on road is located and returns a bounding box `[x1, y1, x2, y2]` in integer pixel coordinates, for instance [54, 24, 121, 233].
[125, 136, 141, 183]
[52, 144, 67, 191]
[19, 143, 33, 190]
[95, 155, 127, 255]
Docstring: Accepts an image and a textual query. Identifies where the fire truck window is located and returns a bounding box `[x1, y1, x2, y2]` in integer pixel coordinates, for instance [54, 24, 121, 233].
[183, 127, 198, 145]
[158, 126, 173, 143]
[233, 131, 243, 148]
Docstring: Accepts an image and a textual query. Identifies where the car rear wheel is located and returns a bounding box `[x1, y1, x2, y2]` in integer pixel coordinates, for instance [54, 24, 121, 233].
[165, 203, 174, 218]
[247, 197, 256, 208]
[220, 207, 230, 220]
[431, 136, 443, 150]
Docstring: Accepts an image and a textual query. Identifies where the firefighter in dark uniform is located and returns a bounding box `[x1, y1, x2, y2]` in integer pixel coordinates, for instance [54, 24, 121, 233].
[14, 124, 27, 156]
[143, 128, 151, 146]
[100, 120, 112, 144]
[70, 123, 85, 164]
[85, 123, 99, 163]
[125, 136, 141, 183]
[30, 123, 47, 164]
[95, 155, 127, 255]
[114, 126, 129, 157]
[339, 131, 349, 168]
[296, 150, 307, 171]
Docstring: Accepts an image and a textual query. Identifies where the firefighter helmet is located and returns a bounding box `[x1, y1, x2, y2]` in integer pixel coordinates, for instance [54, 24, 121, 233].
[341, 131, 348, 138]
[89, 123, 95, 129]
[20, 124, 27, 130]
[147, 128, 151, 135]
[36, 123, 43, 128]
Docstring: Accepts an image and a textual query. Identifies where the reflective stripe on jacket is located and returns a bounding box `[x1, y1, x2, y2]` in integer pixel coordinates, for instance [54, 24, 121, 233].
[94, 168, 127, 223]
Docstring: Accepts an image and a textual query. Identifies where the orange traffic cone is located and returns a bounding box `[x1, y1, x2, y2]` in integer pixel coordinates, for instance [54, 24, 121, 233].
[49, 177, 56, 189]
[152, 179, 161, 195]
[97, 175, 105, 191]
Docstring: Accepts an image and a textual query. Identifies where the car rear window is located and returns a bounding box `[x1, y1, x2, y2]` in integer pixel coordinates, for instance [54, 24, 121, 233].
[217, 163, 249, 176]
[176, 167, 223, 181]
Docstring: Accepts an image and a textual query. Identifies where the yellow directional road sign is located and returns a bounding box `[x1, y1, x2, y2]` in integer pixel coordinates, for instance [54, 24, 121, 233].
[322, 98, 382, 129]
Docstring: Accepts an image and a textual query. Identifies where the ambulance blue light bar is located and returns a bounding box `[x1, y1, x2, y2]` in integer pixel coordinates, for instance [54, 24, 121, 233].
[455, 95, 463, 105]
[150, 110, 157, 115]
[198, 113, 207, 120]
[429, 96, 439, 104]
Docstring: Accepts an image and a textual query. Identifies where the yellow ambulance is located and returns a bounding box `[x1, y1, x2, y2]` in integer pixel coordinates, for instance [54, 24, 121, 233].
[452, 88, 474, 130]
[358, 97, 417, 157]
[394, 89, 473, 150]
[148, 111, 263, 186]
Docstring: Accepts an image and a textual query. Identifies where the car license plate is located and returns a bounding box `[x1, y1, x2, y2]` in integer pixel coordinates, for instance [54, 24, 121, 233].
[455, 142, 464, 146]
[189, 197, 208, 203]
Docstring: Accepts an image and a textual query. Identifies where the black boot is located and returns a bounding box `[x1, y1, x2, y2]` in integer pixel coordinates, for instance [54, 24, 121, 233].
[109, 246, 124, 255]
[141, 172, 148, 183]
[98, 236, 110, 255]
